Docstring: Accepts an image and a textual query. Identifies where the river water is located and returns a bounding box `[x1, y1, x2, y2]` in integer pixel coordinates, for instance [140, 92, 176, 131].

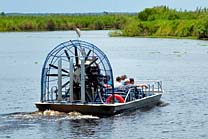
[0, 31, 208, 139]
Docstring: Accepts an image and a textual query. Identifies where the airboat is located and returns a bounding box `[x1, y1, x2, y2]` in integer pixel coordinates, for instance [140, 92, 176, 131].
[35, 39, 163, 116]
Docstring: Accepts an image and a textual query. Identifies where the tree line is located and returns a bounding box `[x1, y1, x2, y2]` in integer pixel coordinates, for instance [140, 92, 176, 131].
[1, 6, 208, 39]
[0, 14, 129, 31]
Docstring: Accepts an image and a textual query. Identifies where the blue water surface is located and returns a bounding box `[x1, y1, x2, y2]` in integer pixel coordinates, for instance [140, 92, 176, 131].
[0, 31, 208, 139]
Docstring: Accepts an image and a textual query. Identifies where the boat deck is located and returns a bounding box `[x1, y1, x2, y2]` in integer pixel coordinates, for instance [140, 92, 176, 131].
[35, 93, 162, 117]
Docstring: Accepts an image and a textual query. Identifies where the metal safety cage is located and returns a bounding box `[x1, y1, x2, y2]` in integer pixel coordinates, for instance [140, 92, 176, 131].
[40, 40, 114, 103]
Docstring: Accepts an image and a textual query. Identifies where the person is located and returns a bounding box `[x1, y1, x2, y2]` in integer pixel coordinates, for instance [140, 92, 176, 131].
[120, 74, 127, 85]
[124, 79, 130, 85]
[129, 78, 148, 88]
[129, 78, 134, 84]
[114, 76, 122, 88]
[116, 78, 132, 92]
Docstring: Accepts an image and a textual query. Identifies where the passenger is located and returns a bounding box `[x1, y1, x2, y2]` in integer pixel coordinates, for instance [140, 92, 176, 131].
[124, 79, 130, 85]
[129, 78, 148, 88]
[117, 78, 132, 91]
[104, 84, 112, 89]
[129, 78, 134, 84]
[124, 78, 134, 88]
[117, 77, 148, 91]
[114, 76, 122, 88]
[120, 74, 127, 85]
[103, 75, 112, 89]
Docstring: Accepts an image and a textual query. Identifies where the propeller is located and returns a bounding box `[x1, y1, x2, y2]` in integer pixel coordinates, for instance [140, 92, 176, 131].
[49, 64, 69, 73]
[46, 73, 68, 77]
[62, 80, 70, 88]
[86, 58, 98, 69]
[85, 50, 92, 61]
[64, 49, 70, 62]
[53, 80, 70, 94]
[42, 39, 114, 103]
[74, 46, 79, 66]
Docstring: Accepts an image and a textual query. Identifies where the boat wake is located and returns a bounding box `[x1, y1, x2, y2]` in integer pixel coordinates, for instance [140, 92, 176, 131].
[0, 110, 99, 122]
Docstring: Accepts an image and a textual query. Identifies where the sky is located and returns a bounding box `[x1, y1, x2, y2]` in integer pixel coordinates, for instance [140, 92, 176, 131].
[0, 0, 208, 13]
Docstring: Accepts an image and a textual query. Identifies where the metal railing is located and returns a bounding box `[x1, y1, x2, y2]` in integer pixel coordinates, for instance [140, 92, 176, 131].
[122, 80, 163, 103]
[135, 80, 163, 93]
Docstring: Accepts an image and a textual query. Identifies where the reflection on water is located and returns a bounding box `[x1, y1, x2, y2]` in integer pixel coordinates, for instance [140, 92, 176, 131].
[156, 100, 169, 107]
[0, 31, 208, 139]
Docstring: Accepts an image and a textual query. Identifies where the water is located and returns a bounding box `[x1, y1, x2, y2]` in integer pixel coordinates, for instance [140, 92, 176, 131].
[0, 31, 208, 139]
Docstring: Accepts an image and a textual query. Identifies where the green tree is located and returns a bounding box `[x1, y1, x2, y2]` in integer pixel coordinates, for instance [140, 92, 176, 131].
[1, 12, 5, 16]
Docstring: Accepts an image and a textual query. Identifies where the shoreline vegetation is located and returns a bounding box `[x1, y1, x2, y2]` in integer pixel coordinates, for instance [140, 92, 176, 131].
[1, 6, 208, 40]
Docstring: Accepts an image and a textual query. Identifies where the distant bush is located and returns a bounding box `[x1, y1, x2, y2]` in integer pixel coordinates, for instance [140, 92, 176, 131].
[138, 6, 179, 21]
[121, 6, 208, 39]
[122, 20, 140, 36]
[1, 12, 5, 16]
[175, 20, 195, 37]
[195, 17, 208, 39]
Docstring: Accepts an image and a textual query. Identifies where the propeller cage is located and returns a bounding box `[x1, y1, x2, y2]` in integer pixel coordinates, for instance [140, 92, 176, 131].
[41, 40, 114, 103]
